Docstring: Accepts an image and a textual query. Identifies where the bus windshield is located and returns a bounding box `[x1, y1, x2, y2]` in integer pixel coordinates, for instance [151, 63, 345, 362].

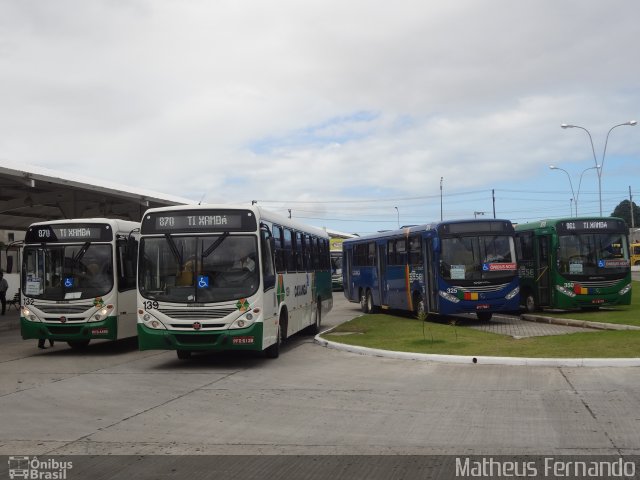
[440, 234, 516, 282]
[557, 232, 630, 277]
[139, 234, 259, 303]
[23, 244, 114, 300]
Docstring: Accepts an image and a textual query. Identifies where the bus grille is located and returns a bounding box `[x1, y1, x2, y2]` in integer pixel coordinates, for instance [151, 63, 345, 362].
[575, 279, 623, 288]
[47, 326, 84, 335]
[174, 334, 220, 345]
[37, 304, 93, 314]
[158, 308, 236, 320]
[169, 323, 226, 329]
[457, 283, 510, 293]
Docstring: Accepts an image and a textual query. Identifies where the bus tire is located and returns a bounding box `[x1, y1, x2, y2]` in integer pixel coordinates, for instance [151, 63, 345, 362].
[477, 311, 492, 322]
[525, 293, 538, 313]
[364, 289, 375, 314]
[176, 350, 192, 360]
[307, 300, 322, 335]
[360, 290, 368, 313]
[413, 293, 425, 317]
[67, 340, 90, 350]
[265, 327, 281, 359]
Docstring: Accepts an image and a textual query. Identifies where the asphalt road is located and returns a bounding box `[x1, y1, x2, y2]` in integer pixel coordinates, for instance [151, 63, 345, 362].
[1, 294, 639, 468]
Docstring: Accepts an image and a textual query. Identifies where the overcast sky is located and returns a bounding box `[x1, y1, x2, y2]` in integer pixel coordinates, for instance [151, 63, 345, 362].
[1, 0, 639, 234]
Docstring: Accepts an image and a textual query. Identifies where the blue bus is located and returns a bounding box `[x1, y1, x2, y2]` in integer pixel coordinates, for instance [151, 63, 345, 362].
[342, 219, 520, 321]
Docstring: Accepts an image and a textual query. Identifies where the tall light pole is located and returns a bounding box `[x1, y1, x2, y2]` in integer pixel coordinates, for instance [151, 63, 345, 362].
[550, 164, 600, 216]
[394, 206, 399, 228]
[561, 120, 637, 216]
[549, 165, 576, 216]
[575, 165, 599, 216]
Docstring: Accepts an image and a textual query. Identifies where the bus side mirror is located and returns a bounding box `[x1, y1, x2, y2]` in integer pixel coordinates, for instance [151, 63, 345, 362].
[432, 238, 441, 253]
[127, 236, 138, 259]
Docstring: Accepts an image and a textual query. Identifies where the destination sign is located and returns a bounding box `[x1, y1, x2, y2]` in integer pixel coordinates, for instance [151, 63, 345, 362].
[141, 210, 257, 234]
[557, 219, 626, 234]
[440, 220, 513, 235]
[25, 224, 112, 243]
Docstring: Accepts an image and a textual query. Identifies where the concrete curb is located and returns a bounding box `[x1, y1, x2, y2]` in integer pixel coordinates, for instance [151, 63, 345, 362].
[521, 313, 640, 331]
[315, 315, 640, 367]
[315, 334, 640, 367]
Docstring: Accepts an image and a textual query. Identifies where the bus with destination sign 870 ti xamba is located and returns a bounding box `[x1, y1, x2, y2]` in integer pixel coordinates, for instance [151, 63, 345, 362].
[136, 205, 333, 359]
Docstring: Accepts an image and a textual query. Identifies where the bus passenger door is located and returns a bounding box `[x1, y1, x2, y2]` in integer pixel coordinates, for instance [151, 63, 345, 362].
[377, 244, 389, 307]
[536, 235, 551, 306]
[425, 238, 438, 313]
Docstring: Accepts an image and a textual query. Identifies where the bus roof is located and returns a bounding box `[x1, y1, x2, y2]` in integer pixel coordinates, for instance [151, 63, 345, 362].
[26, 217, 140, 232]
[343, 218, 514, 244]
[141, 204, 329, 239]
[514, 216, 628, 232]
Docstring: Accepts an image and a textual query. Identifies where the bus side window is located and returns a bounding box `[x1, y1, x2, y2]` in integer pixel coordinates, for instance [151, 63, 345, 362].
[260, 226, 276, 289]
[409, 235, 422, 266]
[395, 239, 407, 265]
[387, 241, 395, 265]
[284, 229, 295, 272]
[273, 226, 285, 273]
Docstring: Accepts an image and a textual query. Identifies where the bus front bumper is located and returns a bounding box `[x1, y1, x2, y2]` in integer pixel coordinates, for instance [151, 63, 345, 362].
[137, 322, 264, 352]
[20, 316, 118, 341]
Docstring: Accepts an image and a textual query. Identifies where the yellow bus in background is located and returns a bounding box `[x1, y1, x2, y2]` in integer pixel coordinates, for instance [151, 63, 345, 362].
[632, 242, 640, 266]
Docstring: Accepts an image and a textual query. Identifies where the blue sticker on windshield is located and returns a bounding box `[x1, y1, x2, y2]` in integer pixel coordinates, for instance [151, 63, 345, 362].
[482, 263, 489, 271]
[197, 275, 209, 288]
[64, 277, 74, 288]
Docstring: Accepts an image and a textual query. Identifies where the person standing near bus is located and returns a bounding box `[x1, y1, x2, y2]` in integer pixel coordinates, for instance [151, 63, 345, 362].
[0, 271, 8, 315]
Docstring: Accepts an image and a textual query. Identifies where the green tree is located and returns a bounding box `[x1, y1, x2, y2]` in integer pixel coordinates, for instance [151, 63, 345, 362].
[610, 200, 640, 227]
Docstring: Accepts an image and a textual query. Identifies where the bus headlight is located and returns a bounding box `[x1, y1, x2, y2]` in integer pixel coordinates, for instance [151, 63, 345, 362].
[230, 312, 257, 330]
[619, 283, 632, 296]
[555, 285, 577, 298]
[21, 306, 40, 322]
[505, 286, 519, 300]
[438, 290, 461, 303]
[137, 309, 167, 330]
[90, 304, 114, 322]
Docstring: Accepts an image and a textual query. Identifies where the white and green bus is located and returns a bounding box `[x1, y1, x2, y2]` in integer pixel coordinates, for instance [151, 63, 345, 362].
[20, 218, 140, 349]
[136, 204, 333, 359]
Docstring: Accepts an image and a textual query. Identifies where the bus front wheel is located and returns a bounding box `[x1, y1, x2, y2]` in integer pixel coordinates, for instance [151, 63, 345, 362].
[265, 327, 281, 359]
[525, 294, 538, 313]
[176, 350, 191, 360]
[67, 340, 90, 350]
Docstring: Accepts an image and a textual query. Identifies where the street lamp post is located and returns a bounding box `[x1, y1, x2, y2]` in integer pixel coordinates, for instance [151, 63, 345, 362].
[575, 165, 600, 216]
[561, 120, 637, 216]
[550, 164, 601, 216]
[549, 165, 576, 216]
[394, 206, 399, 228]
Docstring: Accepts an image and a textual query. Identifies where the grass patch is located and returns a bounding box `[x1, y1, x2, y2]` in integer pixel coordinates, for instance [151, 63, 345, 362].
[531, 280, 640, 326]
[324, 311, 640, 359]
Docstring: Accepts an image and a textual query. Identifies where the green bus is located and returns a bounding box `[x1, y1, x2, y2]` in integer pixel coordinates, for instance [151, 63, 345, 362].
[515, 217, 632, 312]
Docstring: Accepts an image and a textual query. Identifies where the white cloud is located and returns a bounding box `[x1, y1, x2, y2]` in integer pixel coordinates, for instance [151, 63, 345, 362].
[1, 0, 638, 233]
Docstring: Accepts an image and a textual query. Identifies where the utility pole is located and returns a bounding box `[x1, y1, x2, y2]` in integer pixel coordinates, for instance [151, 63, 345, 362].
[492, 189, 496, 218]
[630, 186, 635, 229]
[440, 177, 443, 221]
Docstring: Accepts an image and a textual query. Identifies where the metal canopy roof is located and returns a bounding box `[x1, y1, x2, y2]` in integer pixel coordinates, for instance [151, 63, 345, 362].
[0, 162, 193, 231]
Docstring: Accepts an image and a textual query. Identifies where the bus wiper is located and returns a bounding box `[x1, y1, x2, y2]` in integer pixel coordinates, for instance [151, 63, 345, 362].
[164, 234, 183, 265]
[72, 242, 91, 264]
[202, 232, 229, 259]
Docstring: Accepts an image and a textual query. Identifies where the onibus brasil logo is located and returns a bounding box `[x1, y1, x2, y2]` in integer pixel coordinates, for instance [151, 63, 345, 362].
[7, 456, 73, 479]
